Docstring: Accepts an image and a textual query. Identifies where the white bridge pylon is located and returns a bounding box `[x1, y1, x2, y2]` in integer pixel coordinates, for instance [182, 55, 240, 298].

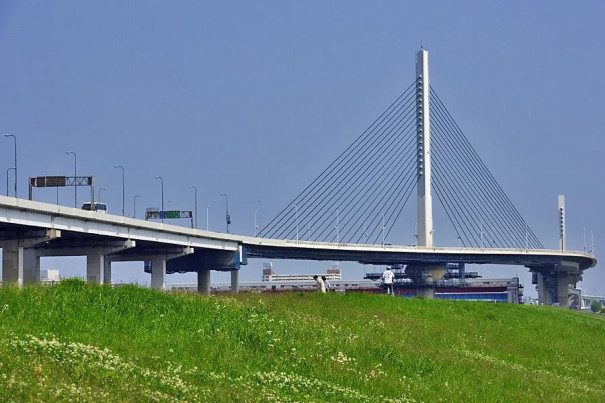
[415, 48, 434, 248]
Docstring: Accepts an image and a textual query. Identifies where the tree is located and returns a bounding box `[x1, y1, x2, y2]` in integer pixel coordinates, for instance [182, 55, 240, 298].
[590, 300, 602, 313]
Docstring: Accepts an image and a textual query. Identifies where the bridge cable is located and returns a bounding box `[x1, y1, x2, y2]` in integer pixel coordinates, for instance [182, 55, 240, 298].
[262, 83, 416, 239]
[430, 88, 543, 248]
[431, 144, 485, 247]
[430, 96, 525, 248]
[316, 110, 418, 242]
[430, 111, 517, 248]
[275, 94, 416, 241]
[296, 97, 417, 242]
[341, 133, 417, 243]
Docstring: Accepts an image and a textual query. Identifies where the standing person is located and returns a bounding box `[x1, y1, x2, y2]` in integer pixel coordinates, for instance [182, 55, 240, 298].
[322, 276, 331, 292]
[381, 267, 395, 296]
[313, 275, 326, 293]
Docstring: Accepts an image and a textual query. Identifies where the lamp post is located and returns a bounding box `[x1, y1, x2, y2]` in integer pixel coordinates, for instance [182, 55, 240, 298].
[332, 210, 340, 243]
[133, 194, 142, 219]
[257, 200, 262, 236]
[6, 167, 15, 196]
[188, 185, 198, 229]
[65, 151, 77, 207]
[295, 205, 299, 243]
[219, 193, 230, 233]
[254, 209, 258, 236]
[206, 205, 209, 231]
[98, 187, 107, 203]
[154, 176, 164, 222]
[4, 134, 16, 197]
[381, 214, 385, 246]
[114, 165, 125, 216]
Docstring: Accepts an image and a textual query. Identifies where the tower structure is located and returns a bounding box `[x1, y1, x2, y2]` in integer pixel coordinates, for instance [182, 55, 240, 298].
[558, 195, 566, 251]
[415, 48, 434, 248]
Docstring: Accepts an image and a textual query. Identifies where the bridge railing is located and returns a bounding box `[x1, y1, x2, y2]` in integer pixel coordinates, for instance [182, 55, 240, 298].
[280, 239, 593, 257]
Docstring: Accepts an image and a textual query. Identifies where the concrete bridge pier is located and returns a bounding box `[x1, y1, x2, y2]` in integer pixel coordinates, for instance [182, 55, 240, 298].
[195, 269, 239, 294]
[198, 269, 211, 294]
[151, 258, 167, 291]
[103, 259, 112, 286]
[84, 241, 137, 285]
[0, 229, 61, 286]
[87, 252, 106, 284]
[231, 270, 239, 294]
[165, 249, 243, 294]
[141, 246, 194, 291]
[23, 248, 40, 285]
[532, 262, 582, 307]
[405, 264, 446, 298]
[2, 240, 24, 286]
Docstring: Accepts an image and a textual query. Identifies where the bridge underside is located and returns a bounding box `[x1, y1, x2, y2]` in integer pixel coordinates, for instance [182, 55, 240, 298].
[244, 244, 578, 269]
[0, 221, 242, 291]
[246, 244, 589, 306]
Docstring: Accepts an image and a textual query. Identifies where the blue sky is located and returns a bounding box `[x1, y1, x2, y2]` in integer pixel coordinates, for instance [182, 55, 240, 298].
[1, 1, 604, 295]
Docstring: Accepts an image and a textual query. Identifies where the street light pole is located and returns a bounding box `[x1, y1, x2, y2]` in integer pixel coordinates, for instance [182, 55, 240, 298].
[6, 167, 15, 196]
[381, 214, 385, 246]
[154, 176, 164, 223]
[4, 134, 16, 197]
[219, 193, 230, 233]
[295, 205, 299, 243]
[254, 209, 258, 236]
[114, 165, 125, 216]
[98, 187, 107, 203]
[335, 210, 339, 244]
[133, 195, 142, 219]
[188, 185, 198, 229]
[65, 151, 77, 207]
[257, 200, 262, 236]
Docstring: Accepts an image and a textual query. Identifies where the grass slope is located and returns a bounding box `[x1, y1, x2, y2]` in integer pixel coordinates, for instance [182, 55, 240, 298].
[1, 280, 604, 402]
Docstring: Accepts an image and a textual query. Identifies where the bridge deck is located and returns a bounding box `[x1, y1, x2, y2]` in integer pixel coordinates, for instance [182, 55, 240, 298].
[0, 195, 596, 271]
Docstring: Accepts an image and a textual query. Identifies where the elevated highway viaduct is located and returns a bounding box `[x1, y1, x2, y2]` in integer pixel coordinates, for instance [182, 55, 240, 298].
[0, 196, 596, 306]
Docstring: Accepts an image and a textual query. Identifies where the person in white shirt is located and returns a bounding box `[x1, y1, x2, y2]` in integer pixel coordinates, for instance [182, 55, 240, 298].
[322, 276, 331, 292]
[381, 267, 395, 296]
[313, 275, 326, 293]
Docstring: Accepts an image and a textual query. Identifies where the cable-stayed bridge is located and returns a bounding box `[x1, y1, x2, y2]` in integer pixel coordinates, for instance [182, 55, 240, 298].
[0, 49, 596, 307]
[258, 79, 543, 250]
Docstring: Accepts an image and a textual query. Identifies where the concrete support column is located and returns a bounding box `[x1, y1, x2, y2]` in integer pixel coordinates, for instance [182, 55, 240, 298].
[557, 276, 571, 308]
[197, 269, 210, 294]
[1, 240, 23, 286]
[535, 270, 578, 307]
[231, 270, 239, 294]
[86, 252, 105, 284]
[416, 287, 435, 299]
[405, 264, 446, 299]
[103, 260, 112, 286]
[23, 248, 40, 285]
[151, 258, 166, 291]
[535, 272, 553, 305]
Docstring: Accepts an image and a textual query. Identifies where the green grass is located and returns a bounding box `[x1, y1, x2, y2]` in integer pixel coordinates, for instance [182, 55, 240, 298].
[1, 279, 604, 402]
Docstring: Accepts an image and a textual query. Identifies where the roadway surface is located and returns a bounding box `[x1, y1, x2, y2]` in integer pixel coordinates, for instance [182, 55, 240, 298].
[0, 195, 596, 272]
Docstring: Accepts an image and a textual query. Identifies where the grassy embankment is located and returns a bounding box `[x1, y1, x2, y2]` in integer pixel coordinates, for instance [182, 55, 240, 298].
[1, 279, 604, 402]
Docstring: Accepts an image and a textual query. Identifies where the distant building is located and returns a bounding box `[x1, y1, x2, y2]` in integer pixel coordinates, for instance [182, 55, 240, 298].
[41, 269, 61, 284]
[172, 263, 360, 293]
[261, 262, 341, 282]
[581, 294, 605, 311]
[436, 277, 523, 303]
